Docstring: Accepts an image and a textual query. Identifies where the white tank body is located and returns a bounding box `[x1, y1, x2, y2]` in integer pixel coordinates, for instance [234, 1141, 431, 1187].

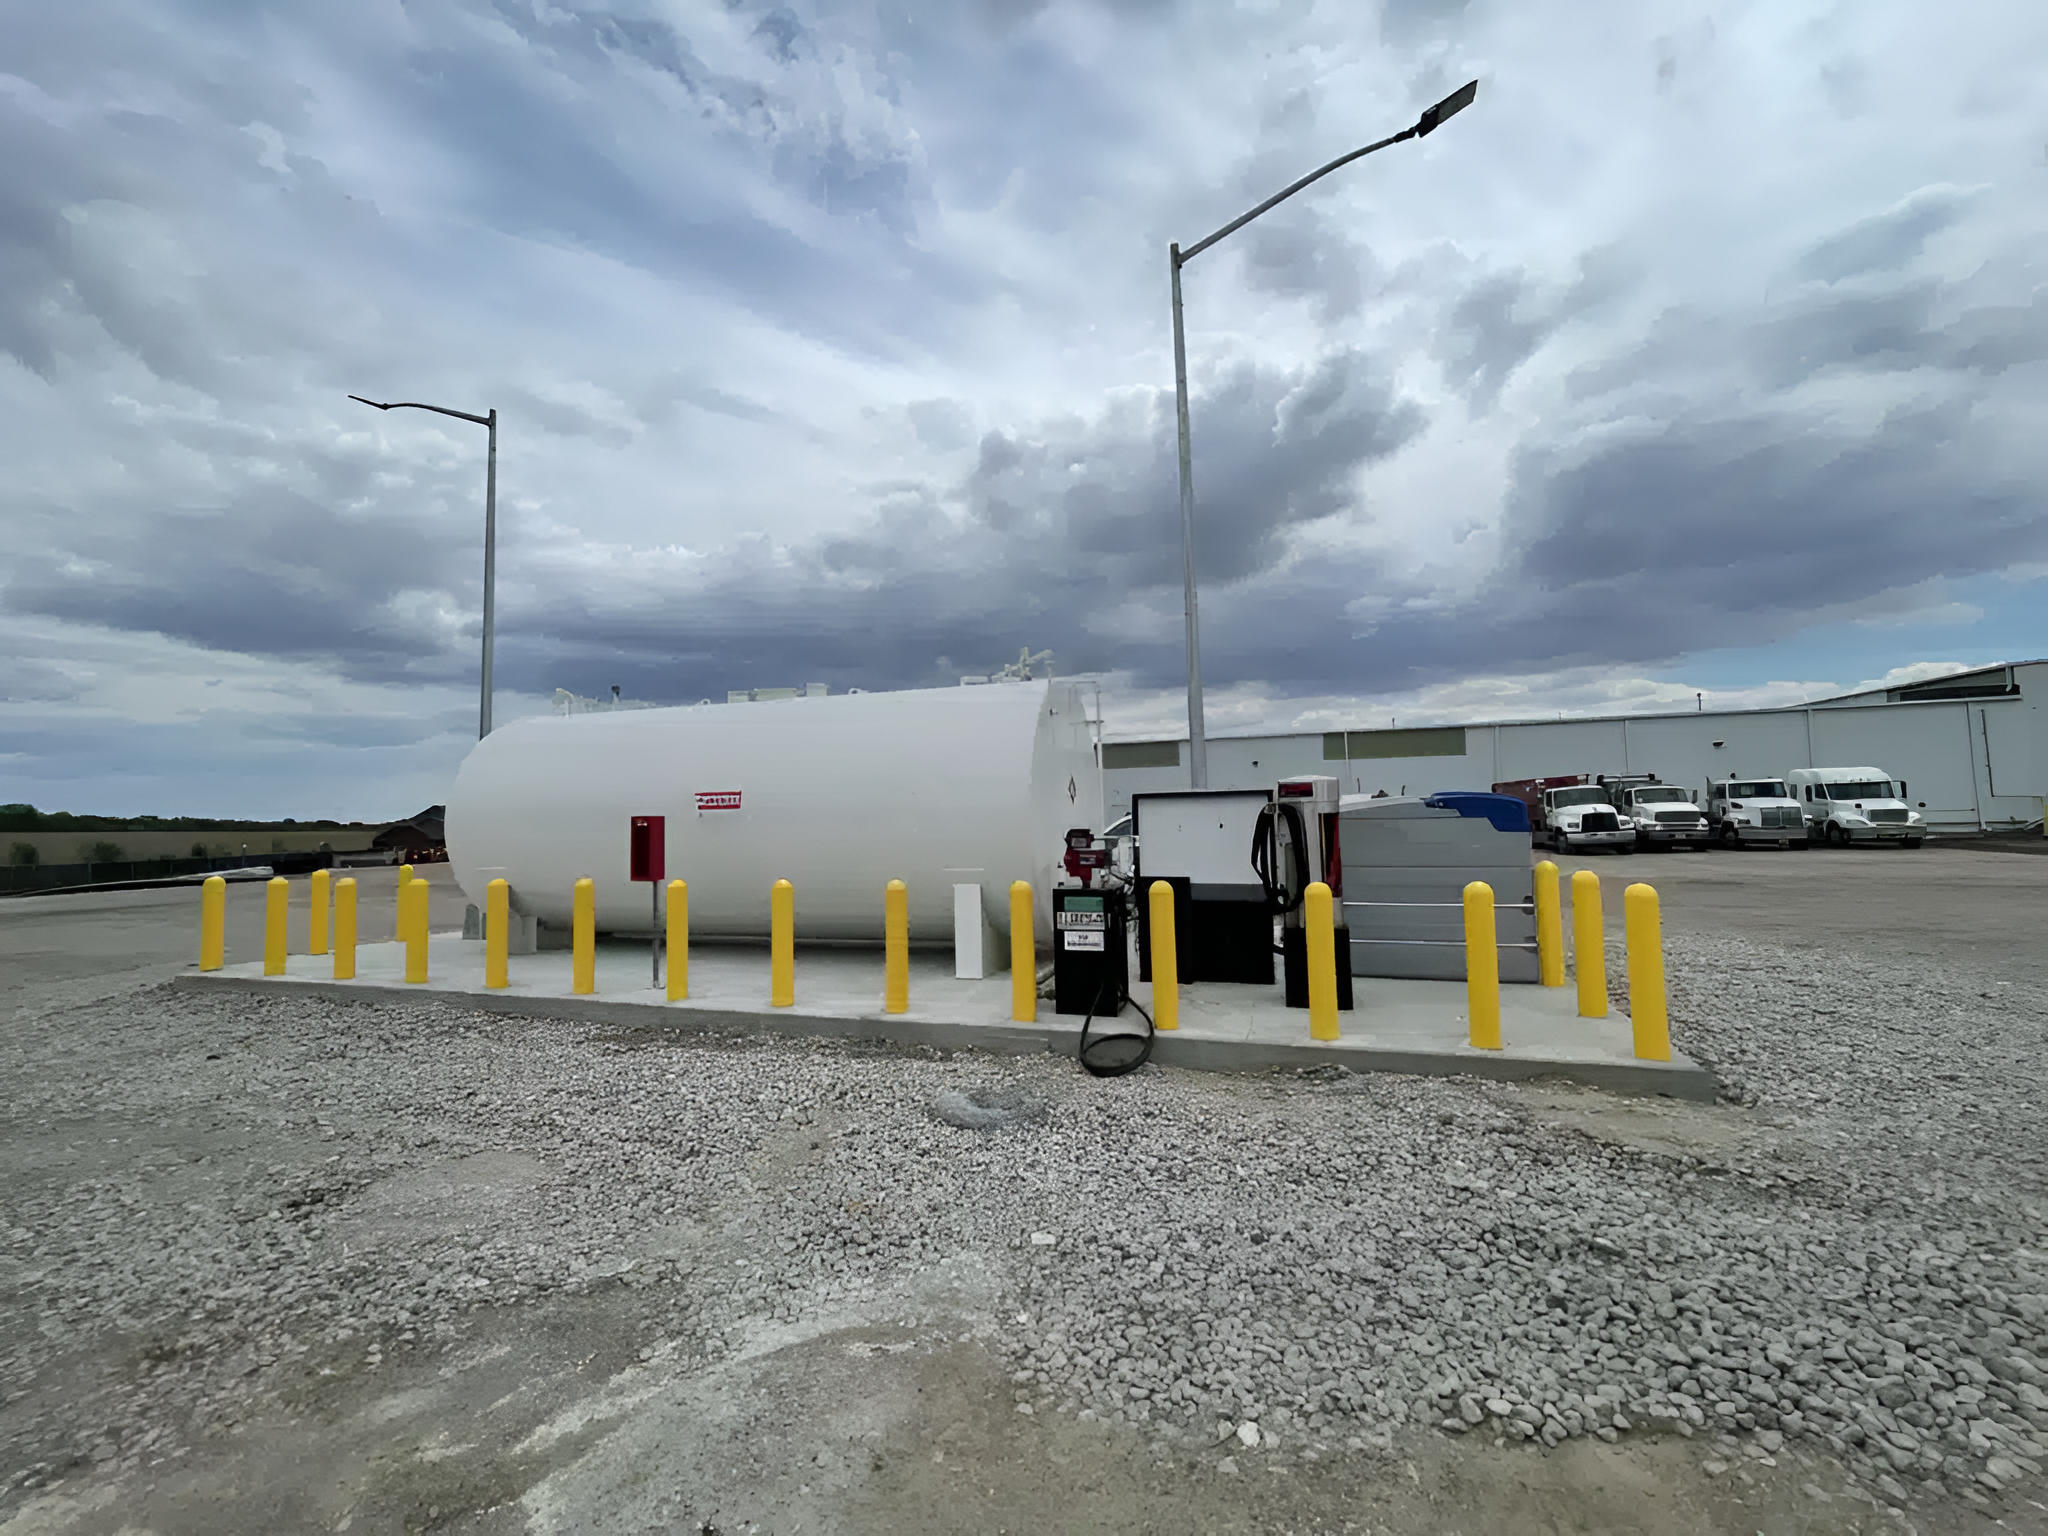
[445, 681, 1102, 943]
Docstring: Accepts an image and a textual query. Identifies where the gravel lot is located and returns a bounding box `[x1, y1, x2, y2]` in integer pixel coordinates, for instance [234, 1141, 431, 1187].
[2, 854, 2046, 1532]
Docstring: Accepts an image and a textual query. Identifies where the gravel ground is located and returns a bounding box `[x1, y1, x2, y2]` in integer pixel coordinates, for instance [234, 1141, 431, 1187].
[2, 928, 2044, 1531]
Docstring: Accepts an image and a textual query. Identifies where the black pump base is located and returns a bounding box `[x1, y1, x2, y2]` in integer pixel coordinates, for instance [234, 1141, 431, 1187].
[1282, 925, 1354, 1010]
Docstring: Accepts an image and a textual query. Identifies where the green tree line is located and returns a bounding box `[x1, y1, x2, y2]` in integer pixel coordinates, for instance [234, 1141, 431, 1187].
[0, 804, 364, 833]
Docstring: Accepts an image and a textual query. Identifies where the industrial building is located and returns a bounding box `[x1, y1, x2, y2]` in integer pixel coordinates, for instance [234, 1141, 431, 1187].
[1101, 660, 2047, 837]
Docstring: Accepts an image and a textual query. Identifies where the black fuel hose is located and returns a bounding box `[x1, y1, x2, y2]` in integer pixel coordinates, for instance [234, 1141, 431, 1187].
[1251, 801, 1309, 915]
[1078, 979, 1155, 1077]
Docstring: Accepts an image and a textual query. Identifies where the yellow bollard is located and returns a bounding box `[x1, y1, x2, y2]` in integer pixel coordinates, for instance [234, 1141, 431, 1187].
[1624, 883, 1672, 1061]
[485, 878, 510, 989]
[884, 879, 909, 1014]
[770, 879, 795, 1007]
[1009, 880, 1035, 1023]
[334, 878, 357, 979]
[407, 869, 431, 949]
[666, 879, 688, 1000]
[1533, 859, 1564, 987]
[1305, 881, 1340, 1042]
[403, 878, 428, 983]
[199, 875, 226, 971]
[572, 878, 596, 995]
[309, 868, 331, 956]
[1148, 880, 1179, 1031]
[1572, 869, 1608, 1018]
[395, 862, 413, 941]
[264, 877, 288, 976]
[1464, 880, 1502, 1050]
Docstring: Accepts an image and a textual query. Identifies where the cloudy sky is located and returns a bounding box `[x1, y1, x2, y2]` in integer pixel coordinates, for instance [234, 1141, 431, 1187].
[4, 0, 2045, 819]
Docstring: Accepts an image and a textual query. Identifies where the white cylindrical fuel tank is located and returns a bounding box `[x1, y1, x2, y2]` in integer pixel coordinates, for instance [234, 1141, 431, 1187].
[444, 681, 1103, 943]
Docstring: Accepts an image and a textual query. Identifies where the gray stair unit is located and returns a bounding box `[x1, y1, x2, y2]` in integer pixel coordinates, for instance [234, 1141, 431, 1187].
[1341, 793, 1538, 983]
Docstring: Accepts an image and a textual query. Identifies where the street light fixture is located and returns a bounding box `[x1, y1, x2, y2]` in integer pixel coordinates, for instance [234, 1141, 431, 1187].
[1168, 79, 1477, 788]
[349, 394, 500, 739]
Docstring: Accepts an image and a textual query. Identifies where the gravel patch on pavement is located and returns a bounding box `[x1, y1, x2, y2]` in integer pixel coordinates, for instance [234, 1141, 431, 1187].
[3, 931, 2045, 1522]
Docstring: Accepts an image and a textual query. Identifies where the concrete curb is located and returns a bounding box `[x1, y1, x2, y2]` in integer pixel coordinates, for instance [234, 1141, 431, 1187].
[1145, 1030, 1715, 1098]
[171, 972, 1717, 1101]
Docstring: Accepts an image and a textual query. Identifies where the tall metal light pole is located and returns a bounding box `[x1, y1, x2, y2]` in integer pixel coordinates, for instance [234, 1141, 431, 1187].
[1168, 79, 1477, 788]
[350, 395, 500, 739]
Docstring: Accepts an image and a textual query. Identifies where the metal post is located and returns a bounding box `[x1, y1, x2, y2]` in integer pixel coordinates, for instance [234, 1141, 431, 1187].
[1169, 244, 1208, 790]
[1158, 83, 1474, 798]
[349, 395, 499, 740]
[651, 880, 660, 988]
[481, 409, 497, 739]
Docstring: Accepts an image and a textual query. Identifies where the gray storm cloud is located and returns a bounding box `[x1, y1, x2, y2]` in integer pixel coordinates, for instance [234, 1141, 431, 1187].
[2, 0, 2046, 818]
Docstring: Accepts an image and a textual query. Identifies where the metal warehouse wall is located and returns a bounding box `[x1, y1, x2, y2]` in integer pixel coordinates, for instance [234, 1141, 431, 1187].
[1103, 661, 2047, 834]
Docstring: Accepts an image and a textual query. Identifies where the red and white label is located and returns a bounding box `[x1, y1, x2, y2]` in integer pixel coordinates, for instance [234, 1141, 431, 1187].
[695, 790, 742, 812]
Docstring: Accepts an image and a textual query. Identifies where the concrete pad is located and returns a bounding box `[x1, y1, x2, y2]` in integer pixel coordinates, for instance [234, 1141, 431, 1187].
[174, 935, 1716, 1101]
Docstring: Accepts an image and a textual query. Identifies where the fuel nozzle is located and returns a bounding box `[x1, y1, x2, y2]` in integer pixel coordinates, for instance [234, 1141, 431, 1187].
[1062, 827, 1109, 888]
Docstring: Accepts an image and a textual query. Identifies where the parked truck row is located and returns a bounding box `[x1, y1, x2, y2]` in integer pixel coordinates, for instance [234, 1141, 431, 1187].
[1491, 765, 1925, 854]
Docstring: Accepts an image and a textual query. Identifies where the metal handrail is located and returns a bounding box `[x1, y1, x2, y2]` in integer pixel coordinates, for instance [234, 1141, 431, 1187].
[1350, 937, 1540, 951]
[1344, 898, 1535, 913]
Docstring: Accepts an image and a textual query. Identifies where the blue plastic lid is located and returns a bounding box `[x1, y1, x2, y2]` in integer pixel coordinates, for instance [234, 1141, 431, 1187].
[1423, 791, 1531, 834]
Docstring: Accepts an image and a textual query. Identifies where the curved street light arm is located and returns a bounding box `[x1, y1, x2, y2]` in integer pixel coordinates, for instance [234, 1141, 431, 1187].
[1178, 127, 1415, 266]
[1175, 82, 1476, 267]
[348, 395, 493, 429]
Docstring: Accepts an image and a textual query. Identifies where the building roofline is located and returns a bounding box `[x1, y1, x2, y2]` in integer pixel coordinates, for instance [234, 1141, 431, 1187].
[1100, 658, 2044, 748]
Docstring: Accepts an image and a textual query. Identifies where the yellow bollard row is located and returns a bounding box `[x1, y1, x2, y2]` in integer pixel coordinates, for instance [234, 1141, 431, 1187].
[1148, 880, 1178, 1032]
[1305, 881, 1340, 1042]
[1010, 880, 1035, 1023]
[1465, 872, 1673, 1060]
[884, 879, 908, 1014]
[209, 871, 1305, 1053]
[1463, 881, 1501, 1050]
[1559, 871, 1674, 1062]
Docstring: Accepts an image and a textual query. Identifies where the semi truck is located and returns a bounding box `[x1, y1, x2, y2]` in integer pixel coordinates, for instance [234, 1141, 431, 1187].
[1783, 766, 1925, 848]
[1702, 775, 1809, 849]
[1491, 775, 1636, 855]
[1597, 774, 1710, 850]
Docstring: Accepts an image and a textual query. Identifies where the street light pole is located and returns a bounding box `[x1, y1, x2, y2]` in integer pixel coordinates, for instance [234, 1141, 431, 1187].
[1169, 241, 1206, 790]
[1167, 79, 1476, 789]
[349, 395, 500, 739]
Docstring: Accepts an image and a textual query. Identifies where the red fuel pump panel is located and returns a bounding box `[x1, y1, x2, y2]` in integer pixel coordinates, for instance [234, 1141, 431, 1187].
[1062, 826, 1108, 887]
[629, 816, 666, 883]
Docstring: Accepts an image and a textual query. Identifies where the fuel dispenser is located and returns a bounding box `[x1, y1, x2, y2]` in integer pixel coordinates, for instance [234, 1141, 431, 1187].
[1254, 775, 1354, 1011]
[1053, 827, 1126, 1017]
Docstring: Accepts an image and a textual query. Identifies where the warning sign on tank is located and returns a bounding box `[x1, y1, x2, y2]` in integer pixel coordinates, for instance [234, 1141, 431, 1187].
[695, 790, 742, 812]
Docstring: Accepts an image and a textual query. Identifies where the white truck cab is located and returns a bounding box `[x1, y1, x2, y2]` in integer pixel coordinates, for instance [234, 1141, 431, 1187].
[1603, 777, 1709, 849]
[1703, 776, 1809, 849]
[1784, 766, 1924, 848]
[1536, 782, 1636, 855]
